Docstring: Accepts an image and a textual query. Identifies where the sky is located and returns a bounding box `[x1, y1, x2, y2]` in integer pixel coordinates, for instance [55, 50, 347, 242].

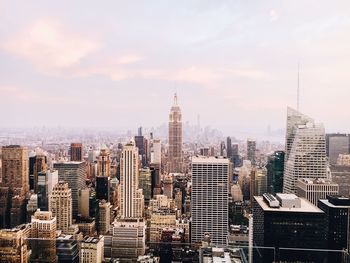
[0, 0, 350, 136]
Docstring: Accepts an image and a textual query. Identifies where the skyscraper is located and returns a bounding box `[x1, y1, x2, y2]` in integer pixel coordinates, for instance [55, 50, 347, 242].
[168, 93, 183, 173]
[49, 182, 72, 232]
[32, 154, 47, 193]
[30, 210, 57, 263]
[119, 141, 144, 218]
[37, 170, 58, 211]
[247, 139, 256, 165]
[191, 156, 229, 246]
[53, 161, 86, 218]
[226, 136, 232, 159]
[266, 151, 285, 194]
[0, 145, 28, 228]
[70, 143, 83, 162]
[283, 108, 327, 194]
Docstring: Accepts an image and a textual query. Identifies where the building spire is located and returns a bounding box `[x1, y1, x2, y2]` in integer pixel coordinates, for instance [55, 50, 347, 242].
[174, 93, 178, 106]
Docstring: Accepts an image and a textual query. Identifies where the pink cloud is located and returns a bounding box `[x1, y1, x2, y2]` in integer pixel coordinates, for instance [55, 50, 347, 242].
[1, 19, 100, 71]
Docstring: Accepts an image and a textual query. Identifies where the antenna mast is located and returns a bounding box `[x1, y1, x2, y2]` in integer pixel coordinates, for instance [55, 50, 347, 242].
[297, 63, 300, 111]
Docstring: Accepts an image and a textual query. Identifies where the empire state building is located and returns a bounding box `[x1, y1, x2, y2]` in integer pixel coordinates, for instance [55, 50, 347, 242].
[168, 94, 183, 173]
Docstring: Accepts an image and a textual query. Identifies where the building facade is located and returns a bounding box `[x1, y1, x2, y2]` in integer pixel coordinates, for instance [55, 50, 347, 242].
[168, 94, 183, 173]
[191, 156, 229, 246]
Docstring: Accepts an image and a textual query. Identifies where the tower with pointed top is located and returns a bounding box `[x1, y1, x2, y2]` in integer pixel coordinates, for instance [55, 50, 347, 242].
[168, 93, 183, 173]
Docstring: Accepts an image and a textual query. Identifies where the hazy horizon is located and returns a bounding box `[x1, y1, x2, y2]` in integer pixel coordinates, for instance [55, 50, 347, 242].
[1, 1, 350, 135]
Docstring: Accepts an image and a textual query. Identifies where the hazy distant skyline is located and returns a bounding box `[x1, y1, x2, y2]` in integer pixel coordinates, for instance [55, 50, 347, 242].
[1, 1, 350, 135]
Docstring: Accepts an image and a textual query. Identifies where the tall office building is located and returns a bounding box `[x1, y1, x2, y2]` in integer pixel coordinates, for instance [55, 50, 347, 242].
[97, 147, 111, 177]
[247, 139, 256, 165]
[37, 170, 58, 211]
[70, 143, 83, 162]
[326, 134, 350, 164]
[30, 210, 57, 263]
[0, 145, 28, 228]
[266, 151, 285, 194]
[32, 154, 47, 193]
[150, 139, 162, 165]
[283, 108, 327, 194]
[135, 127, 147, 167]
[318, 196, 350, 263]
[226, 136, 233, 159]
[330, 164, 350, 196]
[53, 161, 86, 218]
[119, 141, 144, 218]
[0, 224, 31, 263]
[49, 182, 72, 232]
[296, 178, 339, 206]
[168, 93, 183, 173]
[191, 156, 229, 246]
[98, 200, 111, 235]
[150, 163, 161, 197]
[139, 168, 152, 204]
[253, 193, 327, 262]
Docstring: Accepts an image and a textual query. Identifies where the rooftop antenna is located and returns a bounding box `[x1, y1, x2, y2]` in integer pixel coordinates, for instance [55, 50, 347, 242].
[174, 92, 178, 105]
[297, 62, 300, 111]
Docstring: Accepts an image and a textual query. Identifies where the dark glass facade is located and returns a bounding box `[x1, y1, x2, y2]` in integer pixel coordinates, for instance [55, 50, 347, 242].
[266, 151, 285, 194]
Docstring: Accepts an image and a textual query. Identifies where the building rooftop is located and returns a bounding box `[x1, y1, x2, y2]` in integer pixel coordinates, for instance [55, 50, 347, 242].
[255, 195, 323, 213]
[192, 156, 230, 163]
[298, 178, 337, 185]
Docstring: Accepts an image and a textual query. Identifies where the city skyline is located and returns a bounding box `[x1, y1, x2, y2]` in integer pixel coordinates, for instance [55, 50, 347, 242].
[0, 1, 350, 135]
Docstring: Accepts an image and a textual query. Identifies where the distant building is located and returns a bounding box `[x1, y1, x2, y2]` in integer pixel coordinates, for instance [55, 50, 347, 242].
[26, 194, 38, 221]
[139, 168, 152, 204]
[49, 182, 72, 232]
[296, 178, 339, 206]
[266, 151, 285, 194]
[226, 136, 233, 159]
[283, 108, 327, 194]
[247, 139, 256, 165]
[97, 147, 111, 177]
[168, 94, 183, 173]
[253, 193, 327, 262]
[31, 154, 47, 193]
[53, 161, 86, 218]
[337, 154, 350, 166]
[163, 174, 173, 199]
[70, 143, 83, 162]
[318, 196, 350, 263]
[326, 134, 350, 165]
[330, 164, 350, 196]
[191, 156, 229, 246]
[80, 236, 104, 263]
[30, 210, 57, 263]
[150, 139, 161, 165]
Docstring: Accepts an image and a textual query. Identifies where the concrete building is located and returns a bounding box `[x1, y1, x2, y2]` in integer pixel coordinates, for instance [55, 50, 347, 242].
[30, 210, 57, 263]
[104, 218, 146, 261]
[80, 236, 104, 263]
[0, 145, 29, 228]
[31, 154, 47, 193]
[37, 169, 58, 211]
[163, 174, 173, 199]
[296, 178, 339, 206]
[150, 209, 177, 243]
[53, 161, 86, 218]
[70, 143, 83, 162]
[119, 141, 144, 219]
[150, 139, 161, 165]
[253, 193, 327, 262]
[326, 134, 350, 165]
[0, 224, 31, 263]
[247, 139, 256, 165]
[283, 108, 327, 194]
[337, 154, 350, 166]
[49, 182, 72, 232]
[331, 164, 350, 196]
[98, 200, 111, 235]
[168, 93, 183, 173]
[26, 194, 38, 221]
[191, 156, 229, 246]
[97, 147, 111, 177]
